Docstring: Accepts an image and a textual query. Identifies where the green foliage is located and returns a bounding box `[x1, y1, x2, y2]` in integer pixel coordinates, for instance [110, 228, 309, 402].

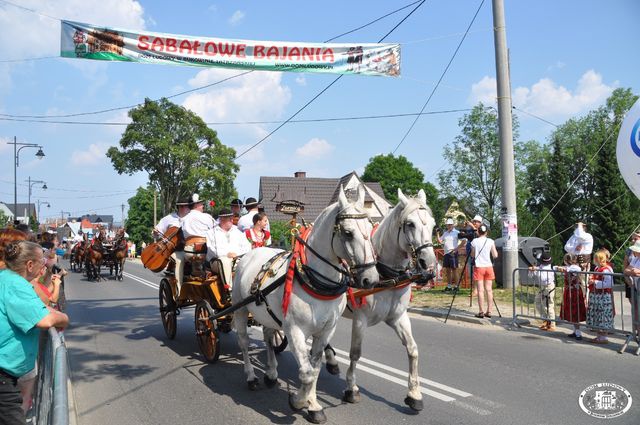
[0, 209, 9, 227]
[438, 103, 519, 226]
[29, 215, 38, 233]
[268, 220, 293, 250]
[107, 98, 239, 215]
[126, 186, 157, 245]
[362, 154, 428, 204]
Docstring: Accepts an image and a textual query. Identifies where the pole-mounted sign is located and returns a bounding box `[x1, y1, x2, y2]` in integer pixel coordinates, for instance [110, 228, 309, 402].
[616, 98, 640, 201]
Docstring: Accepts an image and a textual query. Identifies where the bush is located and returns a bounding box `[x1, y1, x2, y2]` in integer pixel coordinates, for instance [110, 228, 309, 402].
[269, 220, 293, 250]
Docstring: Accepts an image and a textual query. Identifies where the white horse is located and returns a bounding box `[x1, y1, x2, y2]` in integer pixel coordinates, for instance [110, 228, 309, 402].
[324, 188, 437, 412]
[232, 185, 379, 424]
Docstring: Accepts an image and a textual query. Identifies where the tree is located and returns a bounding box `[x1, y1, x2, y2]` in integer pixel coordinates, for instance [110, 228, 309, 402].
[0, 209, 9, 227]
[107, 98, 239, 215]
[438, 104, 519, 226]
[362, 154, 429, 204]
[126, 186, 157, 245]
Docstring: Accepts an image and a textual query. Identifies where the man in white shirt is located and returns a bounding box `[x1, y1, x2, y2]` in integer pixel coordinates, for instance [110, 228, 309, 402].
[437, 218, 462, 291]
[153, 198, 190, 238]
[564, 222, 594, 275]
[176, 194, 216, 292]
[237, 197, 270, 233]
[206, 208, 251, 287]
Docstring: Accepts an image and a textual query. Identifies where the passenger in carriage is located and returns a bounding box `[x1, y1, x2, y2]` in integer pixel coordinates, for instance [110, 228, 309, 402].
[205, 208, 251, 288]
[230, 198, 243, 226]
[245, 212, 271, 248]
[153, 197, 191, 238]
[178, 194, 216, 290]
[237, 197, 269, 233]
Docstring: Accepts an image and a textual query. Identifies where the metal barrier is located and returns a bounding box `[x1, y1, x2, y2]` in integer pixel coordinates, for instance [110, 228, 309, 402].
[510, 267, 640, 355]
[33, 328, 69, 425]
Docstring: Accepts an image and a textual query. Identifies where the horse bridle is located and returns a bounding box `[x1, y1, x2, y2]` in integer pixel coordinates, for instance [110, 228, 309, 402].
[331, 212, 377, 281]
[398, 206, 434, 266]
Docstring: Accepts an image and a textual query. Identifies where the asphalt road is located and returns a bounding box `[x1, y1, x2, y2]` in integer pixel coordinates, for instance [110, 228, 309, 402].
[63, 259, 640, 425]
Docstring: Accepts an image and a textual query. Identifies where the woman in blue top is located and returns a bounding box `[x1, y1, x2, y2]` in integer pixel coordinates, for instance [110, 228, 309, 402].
[0, 240, 69, 425]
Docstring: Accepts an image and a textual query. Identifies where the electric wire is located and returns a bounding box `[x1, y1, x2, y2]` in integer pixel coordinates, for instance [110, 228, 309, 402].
[391, 0, 485, 155]
[235, 0, 427, 160]
[512, 105, 559, 128]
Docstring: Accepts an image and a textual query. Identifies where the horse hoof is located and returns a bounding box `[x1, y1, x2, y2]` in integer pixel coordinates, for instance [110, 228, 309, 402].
[247, 378, 260, 391]
[288, 393, 304, 412]
[306, 409, 327, 424]
[342, 389, 360, 404]
[264, 375, 279, 389]
[404, 396, 424, 412]
[326, 363, 340, 375]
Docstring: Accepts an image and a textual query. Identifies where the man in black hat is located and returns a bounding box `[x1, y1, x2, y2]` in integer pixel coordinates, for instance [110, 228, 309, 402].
[237, 197, 269, 233]
[230, 198, 243, 225]
[205, 208, 250, 287]
[153, 197, 190, 239]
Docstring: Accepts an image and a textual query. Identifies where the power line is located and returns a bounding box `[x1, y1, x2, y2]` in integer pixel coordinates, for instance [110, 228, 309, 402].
[512, 105, 559, 128]
[0, 108, 471, 127]
[391, 0, 485, 154]
[0, 56, 59, 63]
[0, 0, 60, 21]
[236, 0, 427, 160]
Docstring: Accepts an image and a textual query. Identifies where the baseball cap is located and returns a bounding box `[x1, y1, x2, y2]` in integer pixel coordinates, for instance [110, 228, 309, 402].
[445, 218, 454, 225]
[629, 241, 640, 253]
[472, 215, 483, 222]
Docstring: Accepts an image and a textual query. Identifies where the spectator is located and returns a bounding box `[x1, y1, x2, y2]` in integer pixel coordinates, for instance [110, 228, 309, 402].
[246, 212, 272, 248]
[623, 240, 640, 340]
[0, 240, 69, 424]
[623, 233, 640, 304]
[586, 249, 615, 344]
[558, 254, 587, 340]
[0, 229, 28, 269]
[564, 222, 594, 279]
[458, 215, 483, 295]
[470, 224, 498, 318]
[129, 241, 136, 259]
[528, 252, 557, 331]
[437, 218, 462, 291]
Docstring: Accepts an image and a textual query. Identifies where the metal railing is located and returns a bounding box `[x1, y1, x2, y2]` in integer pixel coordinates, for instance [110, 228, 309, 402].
[33, 328, 69, 425]
[510, 267, 640, 355]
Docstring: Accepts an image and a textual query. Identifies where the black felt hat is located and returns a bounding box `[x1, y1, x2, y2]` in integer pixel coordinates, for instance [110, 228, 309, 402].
[244, 197, 259, 208]
[230, 198, 243, 206]
[218, 208, 233, 218]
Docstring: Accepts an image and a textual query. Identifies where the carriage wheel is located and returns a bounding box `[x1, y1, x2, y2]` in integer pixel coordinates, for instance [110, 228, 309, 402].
[271, 329, 288, 354]
[195, 301, 220, 363]
[159, 279, 177, 339]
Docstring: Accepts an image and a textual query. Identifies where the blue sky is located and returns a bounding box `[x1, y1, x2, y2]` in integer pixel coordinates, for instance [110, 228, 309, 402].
[0, 0, 638, 223]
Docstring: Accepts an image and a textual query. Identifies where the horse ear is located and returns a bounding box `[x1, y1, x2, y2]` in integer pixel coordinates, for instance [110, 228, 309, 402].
[397, 188, 408, 206]
[417, 189, 427, 205]
[356, 185, 365, 208]
[338, 185, 349, 208]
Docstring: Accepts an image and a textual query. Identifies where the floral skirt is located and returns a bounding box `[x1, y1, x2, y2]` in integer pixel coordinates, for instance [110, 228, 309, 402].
[586, 291, 615, 330]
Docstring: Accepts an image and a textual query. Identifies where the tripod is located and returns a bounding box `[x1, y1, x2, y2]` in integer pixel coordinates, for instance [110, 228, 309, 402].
[444, 252, 501, 323]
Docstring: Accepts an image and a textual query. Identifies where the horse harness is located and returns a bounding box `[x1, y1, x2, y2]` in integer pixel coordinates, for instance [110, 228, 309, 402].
[397, 203, 433, 268]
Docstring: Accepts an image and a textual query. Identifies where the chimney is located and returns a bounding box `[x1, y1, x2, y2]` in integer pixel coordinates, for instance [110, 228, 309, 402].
[294, 171, 306, 178]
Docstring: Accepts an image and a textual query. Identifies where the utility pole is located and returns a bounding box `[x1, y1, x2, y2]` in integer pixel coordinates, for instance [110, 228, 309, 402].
[492, 0, 518, 289]
[121, 203, 125, 227]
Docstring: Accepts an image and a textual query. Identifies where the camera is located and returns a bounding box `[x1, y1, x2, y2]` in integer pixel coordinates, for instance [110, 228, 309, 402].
[435, 227, 442, 234]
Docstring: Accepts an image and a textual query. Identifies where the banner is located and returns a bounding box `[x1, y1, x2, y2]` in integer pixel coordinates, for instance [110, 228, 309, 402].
[616, 98, 640, 200]
[60, 20, 400, 77]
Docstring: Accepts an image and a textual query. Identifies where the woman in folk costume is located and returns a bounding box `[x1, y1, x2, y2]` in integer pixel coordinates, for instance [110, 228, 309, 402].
[245, 212, 271, 249]
[586, 249, 615, 344]
[558, 253, 587, 340]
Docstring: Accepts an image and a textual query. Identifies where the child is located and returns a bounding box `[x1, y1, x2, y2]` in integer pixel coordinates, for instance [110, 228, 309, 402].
[528, 252, 556, 331]
[558, 254, 586, 340]
[586, 249, 615, 344]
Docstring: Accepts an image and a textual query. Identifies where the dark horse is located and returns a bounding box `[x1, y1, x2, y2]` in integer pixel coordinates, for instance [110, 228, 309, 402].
[86, 229, 105, 281]
[111, 228, 128, 281]
[70, 234, 88, 272]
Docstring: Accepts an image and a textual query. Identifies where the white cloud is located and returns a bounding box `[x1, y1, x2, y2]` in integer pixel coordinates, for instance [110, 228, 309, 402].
[182, 68, 292, 138]
[228, 10, 245, 26]
[295, 138, 335, 158]
[71, 143, 109, 165]
[295, 76, 307, 86]
[469, 70, 616, 118]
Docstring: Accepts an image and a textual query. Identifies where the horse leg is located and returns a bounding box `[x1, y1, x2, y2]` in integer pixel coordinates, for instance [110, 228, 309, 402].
[286, 325, 313, 412]
[304, 334, 333, 423]
[344, 316, 367, 404]
[262, 328, 279, 388]
[324, 344, 340, 375]
[234, 307, 259, 390]
[387, 312, 423, 411]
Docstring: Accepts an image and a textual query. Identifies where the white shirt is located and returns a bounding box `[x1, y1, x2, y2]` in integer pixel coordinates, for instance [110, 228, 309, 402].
[471, 236, 495, 267]
[593, 265, 614, 289]
[72, 234, 84, 243]
[237, 210, 270, 233]
[181, 209, 216, 239]
[564, 227, 594, 255]
[629, 255, 640, 289]
[440, 229, 460, 254]
[205, 225, 251, 262]
[529, 263, 555, 286]
[155, 212, 181, 235]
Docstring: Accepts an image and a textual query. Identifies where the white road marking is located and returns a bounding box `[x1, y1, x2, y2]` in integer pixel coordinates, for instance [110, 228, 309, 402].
[123, 270, 486, 410]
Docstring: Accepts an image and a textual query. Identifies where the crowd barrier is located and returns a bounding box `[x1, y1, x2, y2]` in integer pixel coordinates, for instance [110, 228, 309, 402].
[510, 267, 640, 355]
[33, 328, 69, 425]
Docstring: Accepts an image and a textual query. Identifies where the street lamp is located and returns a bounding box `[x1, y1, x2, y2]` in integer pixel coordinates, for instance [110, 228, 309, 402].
[36, 200, 50, 224]
[26, 176, 47, 225]
[7, 136, 45, 224]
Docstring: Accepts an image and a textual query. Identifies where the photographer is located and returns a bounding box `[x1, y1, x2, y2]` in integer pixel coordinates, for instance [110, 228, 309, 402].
[436, 218, 463, 291]
[457, 215, 483, 291]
